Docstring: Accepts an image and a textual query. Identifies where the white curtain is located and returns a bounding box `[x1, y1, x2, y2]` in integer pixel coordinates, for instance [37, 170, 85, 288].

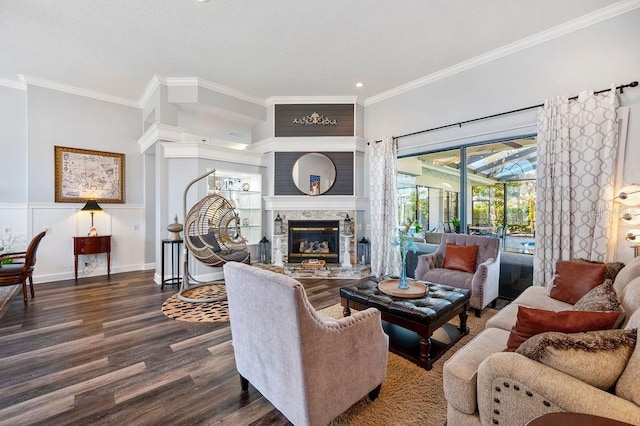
[368, 136, 401, 277]
[534, 88, 620, 286]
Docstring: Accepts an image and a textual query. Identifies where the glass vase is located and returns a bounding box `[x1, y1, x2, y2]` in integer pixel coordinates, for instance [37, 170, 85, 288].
[398, 259, 409, 289]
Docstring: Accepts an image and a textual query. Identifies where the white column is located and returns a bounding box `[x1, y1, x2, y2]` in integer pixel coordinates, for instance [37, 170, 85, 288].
[273, 234, 284, 267]
[341, 235, 352, 267]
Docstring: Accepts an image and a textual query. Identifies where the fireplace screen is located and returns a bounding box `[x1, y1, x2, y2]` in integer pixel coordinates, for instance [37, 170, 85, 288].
[288, 220, 340, 263]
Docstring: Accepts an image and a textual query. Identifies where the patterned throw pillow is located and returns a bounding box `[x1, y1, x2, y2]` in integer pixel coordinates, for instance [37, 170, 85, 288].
[517, 329, 637, 390]
[576, 258, 626, 282]
[574, 279, 620, 311]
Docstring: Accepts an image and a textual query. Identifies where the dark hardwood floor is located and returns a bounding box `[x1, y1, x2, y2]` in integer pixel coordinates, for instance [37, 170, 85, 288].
[0, 270, 356, 425]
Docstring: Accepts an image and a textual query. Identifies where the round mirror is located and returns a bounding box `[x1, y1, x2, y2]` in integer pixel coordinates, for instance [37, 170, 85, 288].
[292, 153, 336, 196]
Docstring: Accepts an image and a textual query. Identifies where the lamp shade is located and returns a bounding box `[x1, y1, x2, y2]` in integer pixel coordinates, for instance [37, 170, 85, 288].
[620, 208, 640, 226]
[625, 229, 640, 242]
[614, 185, 640, 206]
[81, 200, 102, 212]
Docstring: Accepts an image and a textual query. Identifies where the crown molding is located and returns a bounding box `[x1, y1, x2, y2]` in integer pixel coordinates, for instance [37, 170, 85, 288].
[265, 95, 360, 106]
[248, 136, 366, 154]
[0, 77, 26, 91]
[138, 74, 163, 110]
[164, 76, 265, 106]
[162, 142, 265, 167]
[137, 123, 185, 153]
[19, 75, 140, 108]
[364, 0, 640, 106]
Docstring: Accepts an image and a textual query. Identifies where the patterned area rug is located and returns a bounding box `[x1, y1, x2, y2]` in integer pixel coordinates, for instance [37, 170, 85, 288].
[0, 285, 18, 319]
[318, 303, 496, 426]
[161, 283, 229, 323]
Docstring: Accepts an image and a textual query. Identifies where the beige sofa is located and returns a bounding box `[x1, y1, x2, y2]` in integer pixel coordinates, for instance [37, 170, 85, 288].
[443, 256, 640, 425]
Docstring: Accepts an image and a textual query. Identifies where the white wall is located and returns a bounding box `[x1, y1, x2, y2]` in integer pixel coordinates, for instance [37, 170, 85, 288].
[364, 9, 640, 263]
[0, 84, 146, 282]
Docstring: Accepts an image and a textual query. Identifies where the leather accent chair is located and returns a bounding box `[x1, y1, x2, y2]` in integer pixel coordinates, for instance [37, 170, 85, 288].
[414, 233, 500, 316]
[0, 231, 46, 304]
[223, 262, 388, 426]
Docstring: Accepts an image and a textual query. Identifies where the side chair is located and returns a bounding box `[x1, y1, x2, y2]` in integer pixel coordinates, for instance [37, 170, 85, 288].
[0, 231, 46, 304]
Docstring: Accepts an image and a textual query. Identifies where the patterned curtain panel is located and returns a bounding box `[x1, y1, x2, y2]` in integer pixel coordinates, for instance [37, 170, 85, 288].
[368, 136, 401, 277]
[534, 89, 620, 286]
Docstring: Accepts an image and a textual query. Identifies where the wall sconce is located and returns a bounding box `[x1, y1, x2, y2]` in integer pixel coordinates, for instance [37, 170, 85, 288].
[614, 184, 640, 206]
[620, 208, 640, 226]
[625, 229, 640, 242]
[81, 200, 102, 236]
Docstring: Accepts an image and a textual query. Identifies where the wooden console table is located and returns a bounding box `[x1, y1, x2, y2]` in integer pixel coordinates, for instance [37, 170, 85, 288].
[73, 235, 111, 281]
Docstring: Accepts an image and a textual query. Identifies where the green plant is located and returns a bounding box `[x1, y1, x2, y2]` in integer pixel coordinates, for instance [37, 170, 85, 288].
[450, 217, 461, 227]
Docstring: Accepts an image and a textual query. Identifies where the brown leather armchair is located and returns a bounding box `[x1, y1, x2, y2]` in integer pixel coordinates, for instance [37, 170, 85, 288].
[0, 231, 46, 304]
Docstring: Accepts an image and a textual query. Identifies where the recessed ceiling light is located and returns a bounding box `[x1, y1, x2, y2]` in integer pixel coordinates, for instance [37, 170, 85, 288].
[355, 82, 364, 88]
[196, 0, 210, 3]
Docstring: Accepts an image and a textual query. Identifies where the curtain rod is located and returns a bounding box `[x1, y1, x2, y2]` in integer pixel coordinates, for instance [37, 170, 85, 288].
[368, 80, 638, 144]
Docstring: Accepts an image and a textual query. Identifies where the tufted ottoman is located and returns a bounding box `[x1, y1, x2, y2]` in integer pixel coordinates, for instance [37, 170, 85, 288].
[340, 279, 470, 370]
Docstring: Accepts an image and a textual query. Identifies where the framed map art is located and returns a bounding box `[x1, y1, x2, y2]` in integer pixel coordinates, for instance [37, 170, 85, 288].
[54, 146, 125, 203]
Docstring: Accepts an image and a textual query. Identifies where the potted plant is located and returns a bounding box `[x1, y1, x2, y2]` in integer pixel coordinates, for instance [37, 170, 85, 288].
[450, 217, 461, 233]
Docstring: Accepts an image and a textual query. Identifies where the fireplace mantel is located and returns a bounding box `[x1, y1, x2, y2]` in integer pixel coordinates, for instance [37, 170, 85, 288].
[263, 195, 368, 211]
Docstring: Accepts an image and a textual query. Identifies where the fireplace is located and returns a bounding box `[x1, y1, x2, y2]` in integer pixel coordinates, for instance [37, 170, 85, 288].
[288, 220, 340, 263]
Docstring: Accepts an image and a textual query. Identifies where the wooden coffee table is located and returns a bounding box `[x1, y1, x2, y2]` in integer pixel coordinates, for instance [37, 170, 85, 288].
[340, 279, 470, 370]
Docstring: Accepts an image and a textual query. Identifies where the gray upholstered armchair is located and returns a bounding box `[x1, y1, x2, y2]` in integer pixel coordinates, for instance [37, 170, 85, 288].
[223, 262, 388, 426]
[414, 234, 500, 316]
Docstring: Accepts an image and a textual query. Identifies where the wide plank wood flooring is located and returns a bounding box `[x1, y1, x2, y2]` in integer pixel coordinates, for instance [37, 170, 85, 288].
[0, 270, 357, 425]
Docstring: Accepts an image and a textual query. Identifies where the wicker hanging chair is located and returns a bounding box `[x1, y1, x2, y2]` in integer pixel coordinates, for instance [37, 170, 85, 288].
[178, 170, 250, 303]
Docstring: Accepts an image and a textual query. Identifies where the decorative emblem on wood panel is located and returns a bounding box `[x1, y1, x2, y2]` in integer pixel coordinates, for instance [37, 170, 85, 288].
[292, 112, 338, 125]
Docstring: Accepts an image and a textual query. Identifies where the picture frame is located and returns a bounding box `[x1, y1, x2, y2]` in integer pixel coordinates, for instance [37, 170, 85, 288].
[54, 146, 125, 203]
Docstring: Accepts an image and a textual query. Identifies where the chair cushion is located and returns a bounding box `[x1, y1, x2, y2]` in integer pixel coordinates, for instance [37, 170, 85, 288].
[443, 244, 478, 273]
[505, 306, 620, 351]
[550, 260, 606, 304]
[0, 263, 26, 277]
[423, 268, 473, 291]
[516, 329, 636, 390]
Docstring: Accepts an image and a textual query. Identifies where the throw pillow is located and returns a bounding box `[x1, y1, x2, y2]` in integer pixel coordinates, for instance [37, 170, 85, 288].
[574, 279, 620, 312]
[550, 260, 606, 304]
[576, 258, 626, 282]
[516, 329, 637, 390]
[442, 244, 478, 273]
[505, 306, 620, 352]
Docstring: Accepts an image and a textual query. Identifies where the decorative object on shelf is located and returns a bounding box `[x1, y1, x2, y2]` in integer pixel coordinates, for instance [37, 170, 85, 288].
[274, 213, 283, 235]
[292, 112, 337, 126]
[55, 146, 125, 203]
[358, 237, 370, 265]
[392, 227, 418, 290]
[242, 218, 250, 226]
[343, 214, 352, 235]
[167, 214, 183, 241]
[259, 236, 271, 264]
[81, 200, 102, 236]
[242, 182, 250, 191]
[614, 184, 640, 206]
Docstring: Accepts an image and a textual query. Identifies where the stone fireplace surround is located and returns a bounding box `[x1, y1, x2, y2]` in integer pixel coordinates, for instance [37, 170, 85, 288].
[273, 210, 355, 265]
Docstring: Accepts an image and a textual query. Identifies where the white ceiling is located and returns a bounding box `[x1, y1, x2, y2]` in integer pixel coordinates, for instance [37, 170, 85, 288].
[0, 0, 629, 106]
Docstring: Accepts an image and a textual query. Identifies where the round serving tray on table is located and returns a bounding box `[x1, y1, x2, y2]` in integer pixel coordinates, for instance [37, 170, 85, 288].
[378, 279, 428, 298]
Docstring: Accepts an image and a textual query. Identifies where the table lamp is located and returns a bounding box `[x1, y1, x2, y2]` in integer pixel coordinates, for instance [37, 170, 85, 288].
[81, 200, 102, 236]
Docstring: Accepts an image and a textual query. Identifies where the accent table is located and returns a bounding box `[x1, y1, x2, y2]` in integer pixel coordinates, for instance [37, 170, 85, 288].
[73, 235, 111, 281]
[161, 239, 182, 289]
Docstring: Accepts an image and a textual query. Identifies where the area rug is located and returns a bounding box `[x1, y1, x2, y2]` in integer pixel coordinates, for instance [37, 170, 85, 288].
[318, 303, 496, 426]
[0, 285, 18, 319]
[161, 283, 229, 323]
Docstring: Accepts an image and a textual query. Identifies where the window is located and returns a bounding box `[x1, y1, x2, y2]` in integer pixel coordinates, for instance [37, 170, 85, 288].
[397, 137, 536, 254]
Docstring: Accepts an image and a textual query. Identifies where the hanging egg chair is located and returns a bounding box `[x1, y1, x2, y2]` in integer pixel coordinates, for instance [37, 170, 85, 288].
[178, 169, 250, 303]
